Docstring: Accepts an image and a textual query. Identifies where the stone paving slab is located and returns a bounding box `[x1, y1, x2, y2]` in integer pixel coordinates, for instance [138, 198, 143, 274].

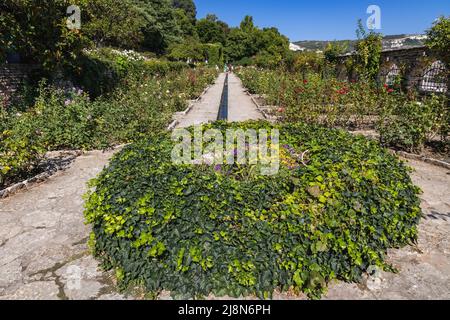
[176, 73, 226, 128]
[227, 73, 264, 122]
[0, 150, 127, 300]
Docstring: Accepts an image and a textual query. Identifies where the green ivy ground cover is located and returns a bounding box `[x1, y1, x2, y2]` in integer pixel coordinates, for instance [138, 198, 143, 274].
[84, 121, 422, 299]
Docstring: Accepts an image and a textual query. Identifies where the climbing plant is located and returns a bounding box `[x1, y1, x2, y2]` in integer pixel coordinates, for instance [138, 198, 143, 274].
[354, 20, 383, 81]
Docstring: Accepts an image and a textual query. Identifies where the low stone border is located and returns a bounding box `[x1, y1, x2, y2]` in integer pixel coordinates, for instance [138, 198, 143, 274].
[245, 91, 281, 122]
[0, 150, 82, 199]
[0, 146, 129, 200]
[247, 92, 267, 119]
[395, 150, 450, 170]
[167, 119, 179, 131]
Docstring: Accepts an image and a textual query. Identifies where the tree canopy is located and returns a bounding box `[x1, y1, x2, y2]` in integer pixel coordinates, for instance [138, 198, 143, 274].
[426, 16, 450, 67]
[1, 1, 288, 69]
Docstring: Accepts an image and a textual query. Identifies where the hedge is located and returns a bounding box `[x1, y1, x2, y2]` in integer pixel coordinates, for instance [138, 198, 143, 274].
[72, 48, 188, 97]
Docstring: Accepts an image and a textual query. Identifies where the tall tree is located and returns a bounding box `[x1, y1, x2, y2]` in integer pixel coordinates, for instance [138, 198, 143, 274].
[426, 16, 450, 67]
[131, 0, 183, 53]
[172, 0, 196, 21]
[240, 15, 257, 34]
[83, 0, 145, 49]
[196, 14, 228, 45]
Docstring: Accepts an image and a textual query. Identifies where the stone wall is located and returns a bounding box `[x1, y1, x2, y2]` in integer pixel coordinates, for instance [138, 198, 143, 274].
[0, 64, 38, 105]
[336, 46, 449, 94]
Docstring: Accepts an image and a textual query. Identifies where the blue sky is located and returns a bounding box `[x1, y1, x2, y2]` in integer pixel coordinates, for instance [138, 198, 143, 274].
[194, 0, 450, 41]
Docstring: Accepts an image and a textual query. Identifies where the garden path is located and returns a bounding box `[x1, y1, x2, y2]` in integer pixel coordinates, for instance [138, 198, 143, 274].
[0, 73, 449, 300]
[227, 73, 264, 122]
[175, 72, 263, 128]
[176, 73, 225, 128]
[0, 149, 127, 299]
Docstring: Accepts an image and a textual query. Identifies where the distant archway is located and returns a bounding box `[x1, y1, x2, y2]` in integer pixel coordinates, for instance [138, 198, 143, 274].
[420, 61, 447, 93]
[384, 64, 401, 85]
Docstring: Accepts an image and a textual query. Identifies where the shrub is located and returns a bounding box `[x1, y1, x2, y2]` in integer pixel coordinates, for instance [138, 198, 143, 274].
[237, 67, 390, 128]
[11, 67, 218, 151]
[426, 16, 450, 67]
[73, 48, 188, 97]
[237, 67, 448, 148]
[84, 121, 421, 299]
[377, 95, 449, 152]
[31, 84, 105, 150]
[0, 110, 44, 189]
[0, 0, 88, 70]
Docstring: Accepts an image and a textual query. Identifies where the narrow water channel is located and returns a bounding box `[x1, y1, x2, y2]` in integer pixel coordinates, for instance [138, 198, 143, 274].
[217, 73, 229, 120]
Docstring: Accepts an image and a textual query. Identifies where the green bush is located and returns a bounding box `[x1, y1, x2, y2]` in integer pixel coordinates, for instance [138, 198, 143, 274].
[377, 95, 449, 152]
[203, 43, 224, 66]
[0, 110, 44, 189]
[73, 48, 188, 97]
[237, 67, 448, 148]
[84, 121, 421, 299]
[20, 67, 216, 150]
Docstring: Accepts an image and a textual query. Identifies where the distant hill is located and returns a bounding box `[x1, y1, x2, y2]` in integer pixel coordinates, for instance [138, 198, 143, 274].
[291, 34, 427, 53]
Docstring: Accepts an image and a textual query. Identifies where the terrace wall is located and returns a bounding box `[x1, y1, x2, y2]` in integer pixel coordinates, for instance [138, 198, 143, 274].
[0, 63, 38, 105]
[336, 46, 449, 94]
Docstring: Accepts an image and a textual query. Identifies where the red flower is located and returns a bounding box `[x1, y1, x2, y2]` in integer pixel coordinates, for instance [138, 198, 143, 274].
[383, 84, 389, 88]
[277, 107, 285, 113]
[337, 87, 349, 95]
[387, 88, 394, 93]
[303, 79, 308, 84]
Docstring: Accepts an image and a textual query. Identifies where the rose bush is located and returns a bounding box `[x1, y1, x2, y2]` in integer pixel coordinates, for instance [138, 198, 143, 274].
[237, 67, 448, 152]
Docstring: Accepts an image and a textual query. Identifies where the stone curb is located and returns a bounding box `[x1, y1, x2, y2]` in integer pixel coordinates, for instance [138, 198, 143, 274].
[0, 150, 82, 199]
[245, 91, 284, 122]
[0, 146, 127, 200]
[395, 150, 450, 170]
[244, 90, 267, 119]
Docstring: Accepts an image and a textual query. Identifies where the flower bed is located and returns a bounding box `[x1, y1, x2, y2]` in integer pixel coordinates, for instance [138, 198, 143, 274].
[236, 67, 449, 153]
[0, 66, 218, 190]
[84, 121, 421, 299]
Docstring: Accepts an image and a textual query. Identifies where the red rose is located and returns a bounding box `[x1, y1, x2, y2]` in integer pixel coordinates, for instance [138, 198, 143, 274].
[387, 89, 394, 93]
[303, 80, 308, 84]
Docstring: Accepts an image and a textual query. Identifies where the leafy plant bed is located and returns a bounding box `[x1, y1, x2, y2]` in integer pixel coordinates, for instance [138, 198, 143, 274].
[84, 121, 422, 299]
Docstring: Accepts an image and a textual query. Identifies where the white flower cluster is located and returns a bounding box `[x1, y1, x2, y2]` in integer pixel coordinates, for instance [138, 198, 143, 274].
[110, 49, 146, 62]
